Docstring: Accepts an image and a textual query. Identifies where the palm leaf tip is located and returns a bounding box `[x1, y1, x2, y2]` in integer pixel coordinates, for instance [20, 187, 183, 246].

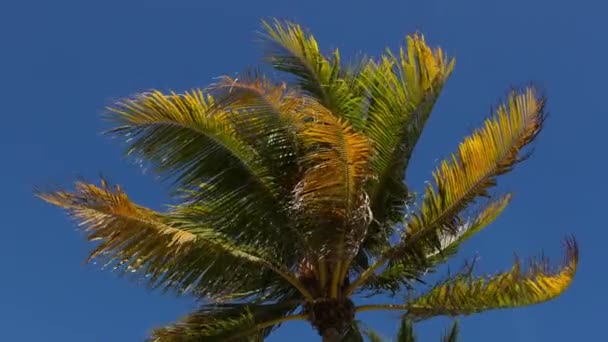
[260, 18, 363, 122]
[407, 237, 578, 318]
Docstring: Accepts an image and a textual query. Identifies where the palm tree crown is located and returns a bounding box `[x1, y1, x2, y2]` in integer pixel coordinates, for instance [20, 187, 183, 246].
[38, 19, 578, 341]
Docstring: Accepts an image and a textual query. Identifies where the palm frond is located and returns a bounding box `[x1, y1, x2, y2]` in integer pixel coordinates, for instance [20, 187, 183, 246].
[408, 87, 542, 240]
[394, 88, 544, 259]
[148, 301, 305, 342]
[359, 33, 454, 259]
[207, 74, 304, 191]
[353, 195, 512, 295]
[355, 238, 578, 318]
[294, 101, 373, 257]
[37, 181, 310, 300]
[261, 19, 364, 125]
[426, 194, 513, 263]
[406, 238, 578, 319]
[105, 89, 302, 263]
[106, 89, 276, 196]
[349, 88, 545, 295]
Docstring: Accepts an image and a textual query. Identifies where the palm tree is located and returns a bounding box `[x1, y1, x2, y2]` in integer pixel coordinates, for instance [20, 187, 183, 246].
[37, 19, 578, 342]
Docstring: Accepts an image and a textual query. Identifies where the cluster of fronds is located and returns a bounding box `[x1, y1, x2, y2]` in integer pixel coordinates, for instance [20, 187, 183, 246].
[38, 19, 577, 341]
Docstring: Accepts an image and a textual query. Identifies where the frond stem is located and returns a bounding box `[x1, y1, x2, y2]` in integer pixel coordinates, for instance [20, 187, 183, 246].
[344, 255, 387, 296]
[330, 261, 343, 299]
[355, 304, 409, 313]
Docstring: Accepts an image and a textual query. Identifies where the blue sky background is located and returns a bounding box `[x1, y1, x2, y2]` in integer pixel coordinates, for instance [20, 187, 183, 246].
[1, 1, 605, 341]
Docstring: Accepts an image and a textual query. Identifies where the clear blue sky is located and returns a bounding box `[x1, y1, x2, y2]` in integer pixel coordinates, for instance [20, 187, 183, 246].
[2, 1, 604, 341]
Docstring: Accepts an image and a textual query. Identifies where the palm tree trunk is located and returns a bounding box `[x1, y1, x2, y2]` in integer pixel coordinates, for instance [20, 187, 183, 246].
[322, 327, 341, 342]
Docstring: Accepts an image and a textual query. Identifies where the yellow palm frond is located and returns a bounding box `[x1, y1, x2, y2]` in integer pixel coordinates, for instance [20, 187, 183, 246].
[406, 238, 578, 318]
[37, 180, 314, 300]
[348, 88, 544, 295]
[356, 238, 578, 317]
[415, 88, 542, 229]
[295, 102, 372, 221]
[38, 180, 197, 264]
[293, 101, 373, 260]
[398, 88, 544, 258]
[293, 101, 373, 297]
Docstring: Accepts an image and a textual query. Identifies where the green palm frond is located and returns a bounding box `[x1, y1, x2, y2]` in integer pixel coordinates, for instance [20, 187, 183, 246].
[425, 194, 513, 265]
[207, 74, 304, 190]
[361, 192, 512, 295]
[406, 238, 578, 318]
[261, 19, 363, 125]
[106, 89, 276, 195]
[36, 180, 309, 300]
[360, 34, 454, 257]
[149, 301, 305, 342]
[105, 88, 303, 263]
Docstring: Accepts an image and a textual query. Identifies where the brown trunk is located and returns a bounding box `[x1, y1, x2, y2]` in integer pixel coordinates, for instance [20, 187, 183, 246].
[322, 327, 341, 342]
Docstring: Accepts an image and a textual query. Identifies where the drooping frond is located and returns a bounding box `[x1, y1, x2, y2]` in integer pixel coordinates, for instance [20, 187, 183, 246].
[106, 89, 276, 196]
[359, 33, 454, 257]
[261, 19, 363, 125]
[207, 74, 304, 190]
[105, 89, 301, 263]
[355, 238, 578, 318]
[148, 301, 305, 342]
[405, 238, 578, 319]
[293, 100, 373, 258]
[37, 181, 309, 300]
